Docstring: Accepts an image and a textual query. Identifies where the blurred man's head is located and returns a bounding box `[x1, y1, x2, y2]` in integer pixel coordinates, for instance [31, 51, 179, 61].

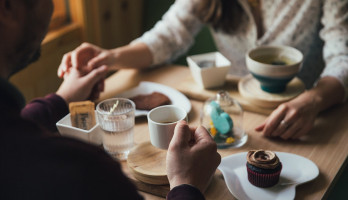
[0, 0, 53, 78]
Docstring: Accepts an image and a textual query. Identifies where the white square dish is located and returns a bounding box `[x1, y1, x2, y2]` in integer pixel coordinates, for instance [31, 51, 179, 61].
[56, 111, 102, 145]
[187, 52, 231, 89]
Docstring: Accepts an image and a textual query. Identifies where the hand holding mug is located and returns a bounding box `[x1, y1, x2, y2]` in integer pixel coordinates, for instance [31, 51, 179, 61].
[166, 121, 221, 193]
[147, 105, 187, 149]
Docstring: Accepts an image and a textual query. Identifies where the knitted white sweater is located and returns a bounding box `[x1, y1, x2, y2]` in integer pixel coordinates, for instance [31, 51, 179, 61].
[133, 0, 348, 99]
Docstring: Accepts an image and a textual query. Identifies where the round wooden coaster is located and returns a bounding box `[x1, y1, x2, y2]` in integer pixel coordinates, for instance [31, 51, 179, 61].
[238, 75, 305, 108]
[127, 142, 169, 185]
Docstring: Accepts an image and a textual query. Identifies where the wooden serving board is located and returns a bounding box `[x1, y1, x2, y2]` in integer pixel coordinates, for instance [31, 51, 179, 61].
[127, 142, 169, 185]
[126, 141, 236, 199]
[238, 75, 305, 108]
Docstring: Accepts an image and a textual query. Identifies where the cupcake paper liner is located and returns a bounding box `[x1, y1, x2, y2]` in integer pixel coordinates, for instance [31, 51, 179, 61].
[246, 163, 282, 188]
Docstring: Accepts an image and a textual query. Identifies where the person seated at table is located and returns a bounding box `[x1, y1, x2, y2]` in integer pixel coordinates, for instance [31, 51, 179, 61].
[0, 0, 220, 199]
[58, 0, 348, 140]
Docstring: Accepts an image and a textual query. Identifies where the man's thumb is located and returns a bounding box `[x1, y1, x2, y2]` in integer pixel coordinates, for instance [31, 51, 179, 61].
[171, 120, 192, 147]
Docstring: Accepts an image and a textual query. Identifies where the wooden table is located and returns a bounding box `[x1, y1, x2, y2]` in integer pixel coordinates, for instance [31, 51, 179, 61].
[99, 65, 348, 200]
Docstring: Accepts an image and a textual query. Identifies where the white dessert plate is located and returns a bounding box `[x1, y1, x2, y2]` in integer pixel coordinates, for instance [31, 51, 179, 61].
[218, 152, 319, 200]
[115, 81, 191, 117]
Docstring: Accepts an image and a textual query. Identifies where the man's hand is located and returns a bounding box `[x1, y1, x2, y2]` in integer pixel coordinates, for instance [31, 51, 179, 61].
[166, 121, 221, 193]
[56, 65, 108, 104]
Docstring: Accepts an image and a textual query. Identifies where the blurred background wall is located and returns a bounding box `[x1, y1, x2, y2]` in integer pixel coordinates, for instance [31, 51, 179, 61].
[10, 0, 217, 102]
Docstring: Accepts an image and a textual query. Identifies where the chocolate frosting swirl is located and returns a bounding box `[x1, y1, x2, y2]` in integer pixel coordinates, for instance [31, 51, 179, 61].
[247, 150, 280, 169]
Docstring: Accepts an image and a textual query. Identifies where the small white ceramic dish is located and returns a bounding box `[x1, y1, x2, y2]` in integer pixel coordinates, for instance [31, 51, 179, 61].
[115, 81, 191, 117]
[218, 152, 319, 200]
[187, 52, 231, 89]
[56, 111, 102, 145]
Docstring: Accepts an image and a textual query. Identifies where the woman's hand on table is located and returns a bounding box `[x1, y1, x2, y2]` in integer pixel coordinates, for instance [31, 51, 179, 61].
[255, 92, 320, 139]
[166, 121, 221, 193]
[255, 77, 345, 140]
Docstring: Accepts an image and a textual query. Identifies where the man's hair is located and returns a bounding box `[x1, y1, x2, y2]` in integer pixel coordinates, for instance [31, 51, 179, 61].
[18, 0, 36, 8]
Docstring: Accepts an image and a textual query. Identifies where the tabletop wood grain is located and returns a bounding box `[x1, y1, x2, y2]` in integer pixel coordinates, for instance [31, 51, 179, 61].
[98, 65, 348, 200]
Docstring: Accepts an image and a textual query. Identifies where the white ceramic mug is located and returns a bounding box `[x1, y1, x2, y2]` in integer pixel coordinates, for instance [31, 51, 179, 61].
[147, 105, 188, 149]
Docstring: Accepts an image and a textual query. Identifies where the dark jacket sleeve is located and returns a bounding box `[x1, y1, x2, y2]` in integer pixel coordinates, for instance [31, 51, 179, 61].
[20, 93, 69, 132]
[167, 184, 205, 200]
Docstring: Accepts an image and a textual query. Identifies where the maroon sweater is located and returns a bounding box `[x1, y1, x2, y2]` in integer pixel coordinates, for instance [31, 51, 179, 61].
[0, 78, 204, 200]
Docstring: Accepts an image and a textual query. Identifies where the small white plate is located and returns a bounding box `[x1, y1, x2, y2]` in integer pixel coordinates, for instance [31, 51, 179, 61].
[115, 81, 191, 117]
[218, 152, 319, 200]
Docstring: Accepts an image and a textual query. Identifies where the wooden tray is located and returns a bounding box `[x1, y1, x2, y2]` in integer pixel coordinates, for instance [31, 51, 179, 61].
[127, 142, 169, 185]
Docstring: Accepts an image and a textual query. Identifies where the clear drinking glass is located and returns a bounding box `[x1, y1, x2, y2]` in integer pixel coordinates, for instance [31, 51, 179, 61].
[96, 98, 135, 160]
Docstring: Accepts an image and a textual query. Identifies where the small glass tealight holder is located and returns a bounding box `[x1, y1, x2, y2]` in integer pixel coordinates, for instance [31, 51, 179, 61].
[200, 91, 247, 148]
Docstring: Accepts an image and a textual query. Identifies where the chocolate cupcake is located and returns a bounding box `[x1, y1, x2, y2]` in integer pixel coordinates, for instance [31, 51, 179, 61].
[246, 150, 282, 188]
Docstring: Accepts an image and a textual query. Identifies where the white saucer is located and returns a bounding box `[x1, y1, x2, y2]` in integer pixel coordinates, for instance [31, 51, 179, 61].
[218, 152, 319, 200]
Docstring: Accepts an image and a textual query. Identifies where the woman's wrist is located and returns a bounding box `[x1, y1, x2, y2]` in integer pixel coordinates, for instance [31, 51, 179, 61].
[110, 43, 153, 69]
[302, 76, 345, 113]
[300, 90, 323, 115]
[107, 48, 122, 70]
